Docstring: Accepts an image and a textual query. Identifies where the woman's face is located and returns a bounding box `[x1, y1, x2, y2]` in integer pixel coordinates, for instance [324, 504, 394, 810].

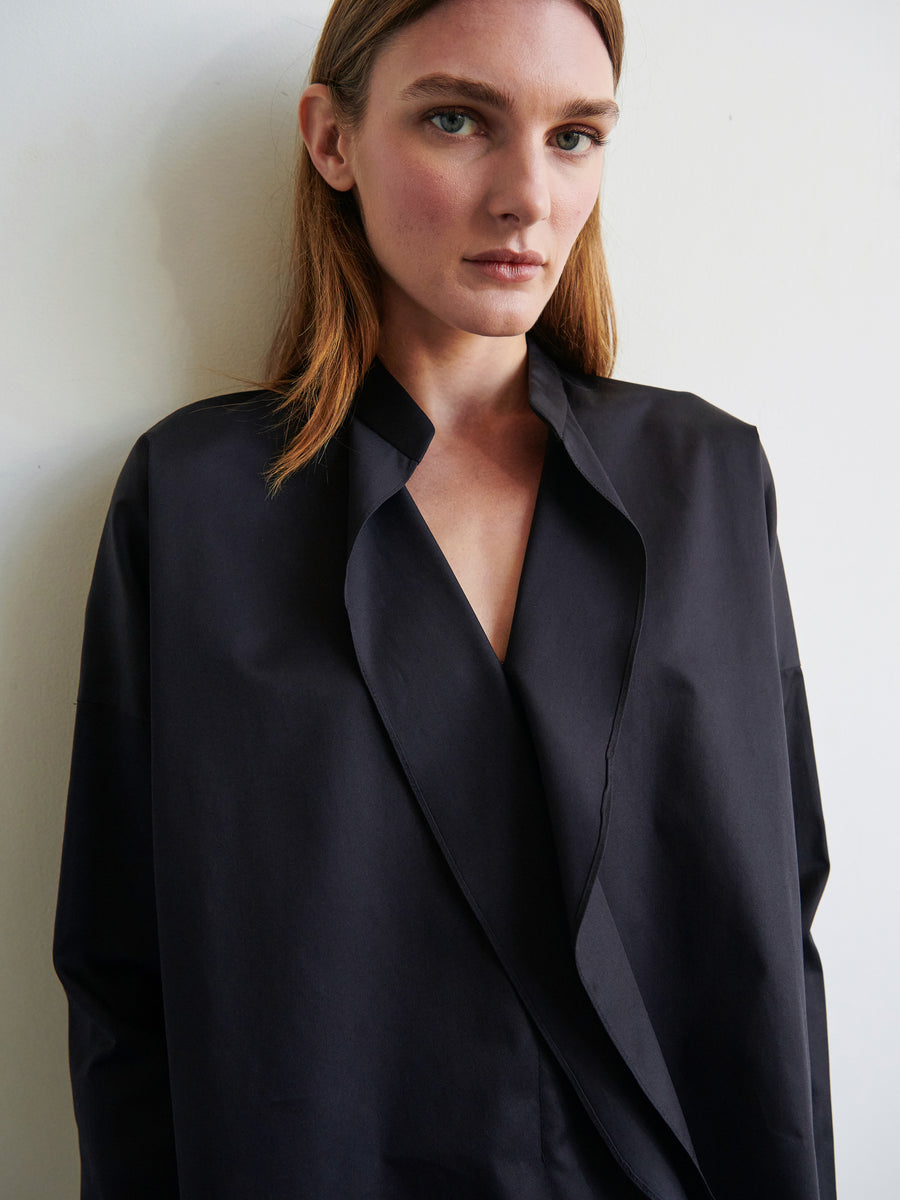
[339, 0, 618, 349]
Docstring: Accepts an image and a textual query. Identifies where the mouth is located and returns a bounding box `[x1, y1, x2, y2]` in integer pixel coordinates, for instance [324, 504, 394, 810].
[463, 248, 545, 282]
[466, 249, 545, 265]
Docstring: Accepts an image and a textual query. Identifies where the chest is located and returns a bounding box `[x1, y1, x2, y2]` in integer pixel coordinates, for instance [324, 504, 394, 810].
[405, 416, 547, 660]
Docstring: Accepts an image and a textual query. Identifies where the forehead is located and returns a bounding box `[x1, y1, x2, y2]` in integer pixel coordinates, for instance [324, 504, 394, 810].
[368, 0, 615, 107]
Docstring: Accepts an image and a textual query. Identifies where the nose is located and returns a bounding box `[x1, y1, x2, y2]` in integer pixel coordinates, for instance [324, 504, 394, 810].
[487, 138, 551, 226]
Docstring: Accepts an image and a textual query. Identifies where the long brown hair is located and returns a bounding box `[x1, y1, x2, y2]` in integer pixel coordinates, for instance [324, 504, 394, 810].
[264, 0, 625, 488]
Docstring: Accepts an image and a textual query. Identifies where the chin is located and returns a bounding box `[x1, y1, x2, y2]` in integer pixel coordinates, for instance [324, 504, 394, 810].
[456, 299, 546, 339]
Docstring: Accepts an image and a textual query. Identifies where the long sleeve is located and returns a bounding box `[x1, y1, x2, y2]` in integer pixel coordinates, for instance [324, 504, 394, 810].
[53, 440, 180, 1196]
[767, 464, 836, 1200]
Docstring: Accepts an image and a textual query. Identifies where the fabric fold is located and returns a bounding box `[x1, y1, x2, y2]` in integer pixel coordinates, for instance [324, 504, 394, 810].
[343, 352, 711, 1199]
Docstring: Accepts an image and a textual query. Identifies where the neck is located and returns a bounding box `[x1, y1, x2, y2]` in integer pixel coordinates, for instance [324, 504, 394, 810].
[376, 326, 530, 434]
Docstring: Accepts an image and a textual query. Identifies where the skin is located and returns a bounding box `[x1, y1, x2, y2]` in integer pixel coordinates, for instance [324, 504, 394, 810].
[302, 0, 617, 660]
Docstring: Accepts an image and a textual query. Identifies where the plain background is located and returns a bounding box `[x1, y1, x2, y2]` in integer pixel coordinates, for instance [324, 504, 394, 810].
[1, 0, 897, 1195]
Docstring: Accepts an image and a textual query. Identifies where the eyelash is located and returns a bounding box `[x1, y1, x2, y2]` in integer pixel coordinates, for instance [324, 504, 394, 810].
[426, 108, 608, 154]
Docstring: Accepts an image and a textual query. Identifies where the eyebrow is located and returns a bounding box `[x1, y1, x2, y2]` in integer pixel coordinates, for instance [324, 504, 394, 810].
[400, 73, 620, 125]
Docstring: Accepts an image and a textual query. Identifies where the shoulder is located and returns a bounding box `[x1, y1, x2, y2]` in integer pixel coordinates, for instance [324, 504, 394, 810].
[141, 388, 280, 473]
[107, 389, 289, 515]
[562, 366, 757, 449]
[105, 387, 348, 561]
[537, 360, 780, 551]
[560, 365, 766, 495]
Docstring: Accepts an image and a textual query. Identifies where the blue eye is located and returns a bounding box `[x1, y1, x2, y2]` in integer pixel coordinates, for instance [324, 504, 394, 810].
[556, 130, 587, 152]
[555, 128, 606, 154]
[555, 126, 607, 154]
[430, 111, 476, 136]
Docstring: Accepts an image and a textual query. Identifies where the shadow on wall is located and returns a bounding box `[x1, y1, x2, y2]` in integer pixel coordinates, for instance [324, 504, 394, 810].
[1, 24, 311, 1195]
[146, 30, 308, 389]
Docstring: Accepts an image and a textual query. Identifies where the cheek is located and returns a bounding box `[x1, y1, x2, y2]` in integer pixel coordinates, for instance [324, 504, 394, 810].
[556, 177, 602, 242]
[359, 149, 471, 247]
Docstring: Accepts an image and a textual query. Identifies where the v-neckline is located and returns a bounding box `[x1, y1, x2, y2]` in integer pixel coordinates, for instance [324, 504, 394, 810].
[401, 440, 549, 668]
[343, 383, 696, 1196]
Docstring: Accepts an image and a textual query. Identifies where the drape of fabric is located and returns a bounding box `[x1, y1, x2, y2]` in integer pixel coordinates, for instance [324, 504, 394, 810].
[54, 341, 834, 1199]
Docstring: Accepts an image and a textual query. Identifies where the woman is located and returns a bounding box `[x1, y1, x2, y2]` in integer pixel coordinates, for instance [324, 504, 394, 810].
[54, 1, 834, 1197]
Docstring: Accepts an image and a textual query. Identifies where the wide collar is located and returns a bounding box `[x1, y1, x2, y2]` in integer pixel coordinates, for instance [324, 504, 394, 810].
[343, 341, 713, 1199]
[348, 338, 631, 515]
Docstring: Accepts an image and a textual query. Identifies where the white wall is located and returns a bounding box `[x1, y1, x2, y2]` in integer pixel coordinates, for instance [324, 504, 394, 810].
[1, 1, 895, 1195]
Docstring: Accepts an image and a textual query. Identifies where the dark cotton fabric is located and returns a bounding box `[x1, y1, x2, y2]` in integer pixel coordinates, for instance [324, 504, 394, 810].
[54, 340, 834, 1199]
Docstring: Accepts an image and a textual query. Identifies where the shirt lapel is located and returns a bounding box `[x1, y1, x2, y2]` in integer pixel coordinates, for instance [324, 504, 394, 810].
[343, 354, 711, 1199]
[509, 342, 711, 1179]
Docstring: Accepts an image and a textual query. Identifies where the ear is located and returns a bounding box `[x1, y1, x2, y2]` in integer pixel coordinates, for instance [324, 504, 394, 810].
[299, 84, 356, 192]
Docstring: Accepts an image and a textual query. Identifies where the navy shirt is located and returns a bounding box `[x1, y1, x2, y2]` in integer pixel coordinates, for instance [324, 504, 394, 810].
[55, 341, 833, 1199]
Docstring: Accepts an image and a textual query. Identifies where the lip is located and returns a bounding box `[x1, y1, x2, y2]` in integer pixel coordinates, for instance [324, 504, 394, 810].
[466, 249, 545, 266]
[463, 248, 545, 282]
